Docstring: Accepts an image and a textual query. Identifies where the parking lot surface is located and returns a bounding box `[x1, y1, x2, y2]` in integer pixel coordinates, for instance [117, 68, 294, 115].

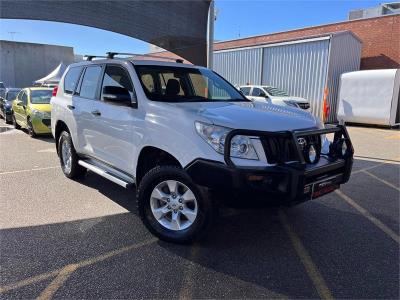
[0, 120, 399, 299]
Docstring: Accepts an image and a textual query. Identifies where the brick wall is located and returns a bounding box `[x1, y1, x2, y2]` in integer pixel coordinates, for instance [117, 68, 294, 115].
[214, 14, 400, 70]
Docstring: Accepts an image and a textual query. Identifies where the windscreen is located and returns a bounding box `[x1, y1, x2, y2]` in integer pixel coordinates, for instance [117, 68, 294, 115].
[264, 86, 289, 97]
[135, 65, 249, 103]
[30, 90, 52, 104]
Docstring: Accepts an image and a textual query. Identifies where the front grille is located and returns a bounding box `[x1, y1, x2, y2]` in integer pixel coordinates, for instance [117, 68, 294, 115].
[261, 134, 321, 164]
[298, 103, 310, 110]
[42, 119, 51, 126]
[261, 136, 299, 164]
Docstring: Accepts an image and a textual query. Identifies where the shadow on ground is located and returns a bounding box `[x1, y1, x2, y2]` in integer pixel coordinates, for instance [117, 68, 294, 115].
[1, 159, 399, 299]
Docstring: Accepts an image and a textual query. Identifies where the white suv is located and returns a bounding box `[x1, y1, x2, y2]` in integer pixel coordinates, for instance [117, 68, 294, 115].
[51, 53, 353, 243]
[239, 85, 310, 110]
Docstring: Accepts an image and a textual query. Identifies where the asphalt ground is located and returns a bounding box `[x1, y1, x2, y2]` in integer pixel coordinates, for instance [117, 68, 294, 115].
[0, 119, 399, 299]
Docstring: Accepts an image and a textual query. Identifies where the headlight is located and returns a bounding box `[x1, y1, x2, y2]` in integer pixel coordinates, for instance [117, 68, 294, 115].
[31, 109, 45, 118]
[283, 100, 299, 108]
[195, 121, 259, 160]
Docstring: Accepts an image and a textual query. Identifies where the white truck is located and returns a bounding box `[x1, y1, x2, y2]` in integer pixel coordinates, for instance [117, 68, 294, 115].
[51, 53, 354, 243]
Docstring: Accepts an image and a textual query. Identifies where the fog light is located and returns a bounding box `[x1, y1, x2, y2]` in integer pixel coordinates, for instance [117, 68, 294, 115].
[341, 141, 347, 156]
[305, 144, 320, 164]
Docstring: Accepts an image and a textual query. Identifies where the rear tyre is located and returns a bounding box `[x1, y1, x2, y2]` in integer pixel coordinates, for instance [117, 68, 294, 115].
[12, 114, 20, 129]
[58, 131, 86, 179]
[27, 118, 36, 137]
[5, 115, 12, 124]
[137, 165, 215, 243]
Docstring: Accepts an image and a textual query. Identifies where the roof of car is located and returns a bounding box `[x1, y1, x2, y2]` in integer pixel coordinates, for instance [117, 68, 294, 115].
[27, 87, 53, 91]
[69, 58, 203, 69]
[240, 85, 271, 88]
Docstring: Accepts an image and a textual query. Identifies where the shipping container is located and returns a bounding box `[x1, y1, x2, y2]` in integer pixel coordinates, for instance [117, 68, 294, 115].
[213, 31, 362, 122]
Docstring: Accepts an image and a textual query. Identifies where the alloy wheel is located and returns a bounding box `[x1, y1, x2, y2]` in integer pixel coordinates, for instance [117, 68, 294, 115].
[61, 139, 72, 173]
[150, 180, 198, 231]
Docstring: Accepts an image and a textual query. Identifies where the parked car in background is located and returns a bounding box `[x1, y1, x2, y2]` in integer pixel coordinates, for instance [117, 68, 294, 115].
[0, 82, 6, 98]
[51, 55, 353, 243]
[12, 87, 52, 136]
[0, 88, 21, 123]
[239, 85, 310, 110]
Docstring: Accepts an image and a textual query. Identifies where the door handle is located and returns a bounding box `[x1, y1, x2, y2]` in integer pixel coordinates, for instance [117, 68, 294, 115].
[67, 105, 75, 110]
[91, 110, 101, 116]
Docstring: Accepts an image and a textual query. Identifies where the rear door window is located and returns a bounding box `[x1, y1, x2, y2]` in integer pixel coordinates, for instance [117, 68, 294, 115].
[78, 66, 102, 99]
[251, 87, 261, 96]
[240, 87, 251, 95]
[64, 67, 83, 94]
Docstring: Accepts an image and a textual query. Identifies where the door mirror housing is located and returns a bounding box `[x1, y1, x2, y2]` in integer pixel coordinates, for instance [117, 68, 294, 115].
[102, 86, 136, 107]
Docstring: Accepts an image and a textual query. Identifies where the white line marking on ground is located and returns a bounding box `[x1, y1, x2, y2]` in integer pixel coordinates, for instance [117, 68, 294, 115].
[37, 148, 57, 153]
[0, 238, 157, 294]
[36, 264, 78, 300]
[0, 166, 59, 175]
[279, 210, 333, 299]
[335, 190, 400, 244]
[362, 170, 400, 192]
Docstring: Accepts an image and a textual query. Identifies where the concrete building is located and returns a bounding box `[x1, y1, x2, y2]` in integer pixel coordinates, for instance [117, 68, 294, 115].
[0, 40, 74, 88]
[349, 2, 400, 20]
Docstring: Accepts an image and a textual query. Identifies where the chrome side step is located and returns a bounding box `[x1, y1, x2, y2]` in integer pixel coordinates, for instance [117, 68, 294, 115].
[78, 160, 134, 188]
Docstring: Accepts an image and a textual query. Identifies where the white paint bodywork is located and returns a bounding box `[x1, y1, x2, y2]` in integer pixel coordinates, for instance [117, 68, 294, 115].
[337, 69, 400, 126]
[51, 59, 321, 179]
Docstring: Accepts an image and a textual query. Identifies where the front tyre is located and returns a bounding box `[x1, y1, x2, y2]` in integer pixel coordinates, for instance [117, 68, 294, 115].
[58, 131, 86, 179]
[137, 166, 215, 243]
[27, 118, 36, 137]
[12, 114, 20, 129]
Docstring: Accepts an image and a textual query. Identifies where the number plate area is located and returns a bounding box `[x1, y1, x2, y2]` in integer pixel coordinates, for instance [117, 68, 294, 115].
[304, 174, 342, 200]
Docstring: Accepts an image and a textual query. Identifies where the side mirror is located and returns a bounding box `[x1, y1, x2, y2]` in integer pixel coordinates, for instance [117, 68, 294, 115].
[102, 86, 136, 107]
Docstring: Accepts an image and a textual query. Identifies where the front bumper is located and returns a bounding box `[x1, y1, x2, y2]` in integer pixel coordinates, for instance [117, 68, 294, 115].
[31, 116, 52, 134]
[185, 125, 353, 204]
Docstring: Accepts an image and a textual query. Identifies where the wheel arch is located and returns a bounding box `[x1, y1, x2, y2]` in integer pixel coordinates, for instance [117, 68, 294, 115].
[136, 146, 182, 185]
[54, 120, 70, 154]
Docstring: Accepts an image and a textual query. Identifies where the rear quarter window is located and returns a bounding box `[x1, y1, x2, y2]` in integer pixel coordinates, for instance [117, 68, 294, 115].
[64, 67, 83, 94]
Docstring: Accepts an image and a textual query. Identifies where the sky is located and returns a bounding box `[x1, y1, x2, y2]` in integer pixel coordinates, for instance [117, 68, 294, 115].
[0, 0, 382, 56]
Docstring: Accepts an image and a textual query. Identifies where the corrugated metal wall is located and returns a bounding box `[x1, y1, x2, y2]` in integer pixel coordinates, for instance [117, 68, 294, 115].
[326, 33, 362, 122]
[262, 39, 330, 120]
[213, 48, 263, 86]
[213, 32, 362, 123]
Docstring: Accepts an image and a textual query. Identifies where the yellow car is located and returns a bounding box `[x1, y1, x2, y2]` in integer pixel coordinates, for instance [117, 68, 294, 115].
[12, 87, 53, 137]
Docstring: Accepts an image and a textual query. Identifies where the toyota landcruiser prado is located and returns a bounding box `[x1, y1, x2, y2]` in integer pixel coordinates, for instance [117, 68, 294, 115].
[51, 53, 353, 243]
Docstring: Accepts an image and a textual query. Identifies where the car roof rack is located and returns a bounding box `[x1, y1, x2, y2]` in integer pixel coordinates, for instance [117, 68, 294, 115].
[84, 55, 107, 61]
[106, 52, 184, 63]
